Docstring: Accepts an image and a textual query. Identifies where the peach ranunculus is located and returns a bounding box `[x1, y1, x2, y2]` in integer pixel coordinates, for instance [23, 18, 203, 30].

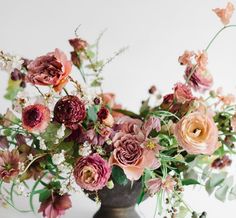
[27, 49, 72, 92]
[195, 51, 208, 71]
[178, 50, 194, 66]
[213, 2, 235, 26]
[174, 112, 219, 155]
[109, 133, 157, 181]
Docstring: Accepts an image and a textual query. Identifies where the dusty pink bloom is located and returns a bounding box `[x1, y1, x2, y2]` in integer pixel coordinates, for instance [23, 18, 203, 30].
[0, 136, 9, 149]
[185, 66, 213, 92]
[116, 116, 142, 135]
[110, 133, 157, 180]
[97, 107, 114, 127]
[174, 112, 219, 155]
[142, 116, 161, 137]
[53, 95, 86, 129]
[27, 49, 72, 92]
[178, 50, 194, 65]
[173, 82, 195, 104]
[74, 153, 111, 191]
[22, 104, 50, 133]
[38, 193, 72, 218]
[0, 150, 20, 183]
[231, 114, 236, 131]
[195, 51, 208, 71]
[147, 175, 176, 196]
[69, 38, 88, 52]
[213, 2, 235, 26]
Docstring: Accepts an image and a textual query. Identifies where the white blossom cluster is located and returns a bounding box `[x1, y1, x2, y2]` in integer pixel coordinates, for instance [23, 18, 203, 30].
[0, 51, 23, 73]
[55, 124, 66, 144]
[79, 141, 92, 157]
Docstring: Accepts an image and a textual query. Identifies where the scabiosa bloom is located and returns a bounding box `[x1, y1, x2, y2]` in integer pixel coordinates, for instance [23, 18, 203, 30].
[173, 82, 195, 104]
[211, 155, 232, 169]
[22, 104, 50, 133]
[53, 95, 86, 129]
[38, 193, 72, 218]
[174, 112, 219, 155]
[69, 38, 88, 52]
[27, 49, 72, 92]
[73, 153, 111, 191]
[97, 107, 114, 127]
[0, 149, 20, 183]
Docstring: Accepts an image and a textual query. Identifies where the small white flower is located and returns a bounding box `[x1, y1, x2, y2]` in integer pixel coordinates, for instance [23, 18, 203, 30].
[27, 154, 34, 161]
[56, 124, 66, 140]
[52, 151, 65, 165]
[0, 51, 23, 73]
[79, 141, 92, 157]
[39, 139, 47, 150]
[18, 162, 25, 172]
[80, 85, 98, 108]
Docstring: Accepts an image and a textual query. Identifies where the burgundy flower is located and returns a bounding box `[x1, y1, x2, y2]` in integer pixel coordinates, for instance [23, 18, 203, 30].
[74, 153, 111, 191]
[70, 51, 81, 67]
[38, 193, 72, 218]
[173, 82, 195, 103]
[53, 95, 86, 129]
[0, 149, 20, 183]
[97, 107, 114, 127]
[211, 155, 232, 169]
[0, 136, 9, 149]
[69, 38, 88, 52]
[22, 104, 50, 133]
[27, 49, 72, 92]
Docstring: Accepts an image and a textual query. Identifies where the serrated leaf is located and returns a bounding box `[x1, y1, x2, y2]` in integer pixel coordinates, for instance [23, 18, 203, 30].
[182, 179, 200, 186]
[228, 185, 236, 200]
[4, 78, 22, 100]
[112, 166, 128, 186]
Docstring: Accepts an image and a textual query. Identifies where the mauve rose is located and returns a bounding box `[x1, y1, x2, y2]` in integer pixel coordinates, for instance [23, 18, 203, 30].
[110, 133, 156, 180]
[38, 193, 72, 218]
[27, 49, 72, 92]
[0, 149, 20, 183]
[74, 153, 111, 191]
[173, 82, 195, 104]
[53, 95, 86, 129]
[174, 112, 219, 155]
[116, 116, 142, 135]
[22, 104, 50, 133]
[184, 66, 213, 92]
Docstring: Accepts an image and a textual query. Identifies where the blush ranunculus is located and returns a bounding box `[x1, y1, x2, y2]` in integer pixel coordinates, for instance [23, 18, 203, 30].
[109, 133, 156, 180]
[22, 104, 50, 133]
[38, 193, 72, 218]
[174, 112, 219, 155]
[27, 48, 72, 92]
[73, 153, 111, 191]
[173, 82, 195, 104]
[53, 95, 86, 129]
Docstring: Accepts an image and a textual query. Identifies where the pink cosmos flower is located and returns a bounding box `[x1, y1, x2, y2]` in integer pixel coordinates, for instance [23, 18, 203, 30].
[213, 2, 235, 26]
[147, 175, 176, 196]
[74, 153, 111, 191]
[22, 104, 50, 133]
[109, 133, 157, 180]
[27, 49, 72, 92]
[0, 149, 20, 183]
[174, 112, 219, 155]
[38, 193, 72, 218]
[173, 82, 195, 104]
[142, 116, 161, 137]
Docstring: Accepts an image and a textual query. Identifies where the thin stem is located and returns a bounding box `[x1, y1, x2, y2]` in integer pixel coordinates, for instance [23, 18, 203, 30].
[173, 190, 193, 213]
[63, 88, 69, 96]
[34, 85, 44, 97]
[77, 66, 87, 84]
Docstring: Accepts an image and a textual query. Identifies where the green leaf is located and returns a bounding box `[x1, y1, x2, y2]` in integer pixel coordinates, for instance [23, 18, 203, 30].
[39, 189, 51, 202]
[215, 176, 234, 202]
[210, 172, 227, 188]
[228, 185, 236, 200]
[182, 179, 200, 186]
[139, 99, 150, 118]
[112, 166, 129, 186]
[205, 179, 215, 195]
[4, 78, 22, 100]
[87, 106, 99, 122]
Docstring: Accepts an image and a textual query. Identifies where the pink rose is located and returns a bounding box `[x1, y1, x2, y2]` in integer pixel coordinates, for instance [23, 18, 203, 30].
[22, 104, 50, 133]
[74, 153, 111, 191]
[174, 112, 219, 155]
[110, 133, 156, 180]
[27, 49, 72, 92]
[173, 82, 195, 104]
[38, 193, 72, 218]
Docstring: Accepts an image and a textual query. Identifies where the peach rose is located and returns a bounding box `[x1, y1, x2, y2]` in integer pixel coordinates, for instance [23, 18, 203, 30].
[174, 112, 219, 155]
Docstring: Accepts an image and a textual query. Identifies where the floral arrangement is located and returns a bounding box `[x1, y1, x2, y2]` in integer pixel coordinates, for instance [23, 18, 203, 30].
[0, 2, 236, 218]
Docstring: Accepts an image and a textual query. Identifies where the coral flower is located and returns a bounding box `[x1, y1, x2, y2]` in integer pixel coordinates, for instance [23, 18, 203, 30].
[173, 82, 195, 104]
[178, 50, 194, 66]
[22, 104, 50, 133]
[213, 2, 235, 26]
[174, 112, 219, 155]
[0, 149, 20, 183]
[38, 193, 72, 218]
[27, 49, 72, 92]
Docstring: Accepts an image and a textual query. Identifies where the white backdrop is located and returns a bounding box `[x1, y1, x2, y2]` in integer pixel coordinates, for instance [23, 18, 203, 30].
[0, 0, 236, 217]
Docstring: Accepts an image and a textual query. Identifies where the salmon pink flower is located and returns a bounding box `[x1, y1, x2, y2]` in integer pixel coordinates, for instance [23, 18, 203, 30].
[27, 49, 72, 92]
[22, 104, 50, 133]
[173, 82, 195, 104]
[174, 112, 219, 155]
[213, 2, 235, 26]
[178, 50, 194, 66]
[74, 153, 111, 191]
[38, 193, 72, 218]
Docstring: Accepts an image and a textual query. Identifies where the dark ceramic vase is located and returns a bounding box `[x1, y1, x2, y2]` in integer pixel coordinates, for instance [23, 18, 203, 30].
[88, 181, 143, 218]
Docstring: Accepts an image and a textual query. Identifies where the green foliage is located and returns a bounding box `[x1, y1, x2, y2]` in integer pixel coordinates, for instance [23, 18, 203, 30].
[87, 105, 99, 122]
[39, 189, 51, 202]
[112, 166, 128, 186]
[4, 78, 22, 100]
[182, 179, 200, 186]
